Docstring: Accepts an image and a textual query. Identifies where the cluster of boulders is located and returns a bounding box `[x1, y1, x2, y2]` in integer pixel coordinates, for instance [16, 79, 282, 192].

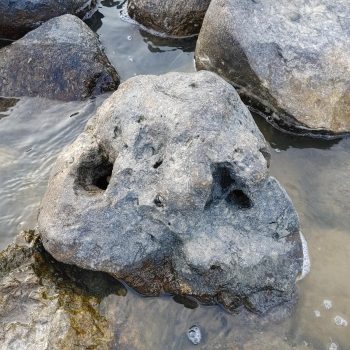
[7, 0, 348, 345]
[126, 0, 350, 136]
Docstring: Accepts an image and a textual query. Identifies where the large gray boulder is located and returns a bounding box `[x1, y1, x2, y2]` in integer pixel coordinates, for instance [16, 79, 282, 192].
[0, 0, 96, 40]
[0, 15, 119, 101]
[38, 71, 308, 314]
[127, 0, 211, 37]
[196, 0, 350, 136]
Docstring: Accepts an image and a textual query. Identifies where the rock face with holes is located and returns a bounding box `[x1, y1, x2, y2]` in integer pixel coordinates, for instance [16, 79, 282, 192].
[0, 0, 96, 40]
[196, 0, 350, 136]
[127, 0, 211, 37]
[0, 15, 119, 101]
[38, 71, 307, 314]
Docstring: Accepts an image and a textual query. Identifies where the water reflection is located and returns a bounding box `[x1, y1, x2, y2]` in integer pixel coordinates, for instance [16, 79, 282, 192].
[86, 0, 195, 80]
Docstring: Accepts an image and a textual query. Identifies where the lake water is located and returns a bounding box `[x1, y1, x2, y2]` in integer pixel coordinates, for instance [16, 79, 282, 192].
[0, 1, 349, 349]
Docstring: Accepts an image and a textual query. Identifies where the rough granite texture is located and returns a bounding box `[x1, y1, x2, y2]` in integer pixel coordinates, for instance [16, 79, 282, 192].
[0, 0, 96, 40]
[0, 14, 119, 101]
[196, 0, 350, 136]
[0, 231, 118, 350]
[38, 71, 305, 314]
[127, 0, 211, 37]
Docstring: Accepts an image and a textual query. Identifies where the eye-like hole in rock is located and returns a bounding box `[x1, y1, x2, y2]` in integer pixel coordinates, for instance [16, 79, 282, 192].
[226, 189, 252, 209]
[75, 148, 113, 192]
[153, 159, 163, 169]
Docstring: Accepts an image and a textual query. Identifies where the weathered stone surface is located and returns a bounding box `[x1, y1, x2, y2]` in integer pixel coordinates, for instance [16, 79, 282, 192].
[38, 71, 307, 314]
[0, 231, 122, 349]
[0, 15, 119, 101]
[127, 0, 211, 37]
[196, 0, 350, 136]
[0, 0, 96, 40]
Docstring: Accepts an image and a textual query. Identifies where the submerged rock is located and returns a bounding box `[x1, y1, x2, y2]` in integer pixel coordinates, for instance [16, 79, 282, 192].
[38, 71, 306, 314]
[0, 231, 121, 349]
[196, 0, 350, 136]
[0, 15, 119, 101]
[0, 0, 96, 40]
[127, 0, 211, 37]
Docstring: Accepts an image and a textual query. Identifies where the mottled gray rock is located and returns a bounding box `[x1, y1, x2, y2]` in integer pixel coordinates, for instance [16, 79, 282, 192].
[0, 15, 119, 101]
[0, 0, 96, 40]
[0, 231, 119, 350]
[38, 71, 306, 314]
[127, 0, 211, 37]
[196, 0, 350, 136]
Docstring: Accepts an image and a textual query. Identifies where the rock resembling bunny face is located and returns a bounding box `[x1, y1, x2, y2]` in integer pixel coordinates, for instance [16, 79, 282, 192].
[39, 71, 304, 314]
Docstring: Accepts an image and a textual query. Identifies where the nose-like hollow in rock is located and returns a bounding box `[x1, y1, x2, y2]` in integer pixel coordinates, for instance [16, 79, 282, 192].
[74, 146, 114, 193]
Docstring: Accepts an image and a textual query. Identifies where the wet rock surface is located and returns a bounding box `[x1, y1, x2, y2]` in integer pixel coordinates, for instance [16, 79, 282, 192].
[0, 14, 119, 101]
[0, 231, 122, 349]
[196, 0, 350, 136]
[38, 71, 305, 314]
[127, 0, 211, 37]
[0, 0, 96, 40]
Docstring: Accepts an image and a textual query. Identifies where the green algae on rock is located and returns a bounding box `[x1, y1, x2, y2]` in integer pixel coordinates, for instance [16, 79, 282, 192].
[0, 231, 126, 349]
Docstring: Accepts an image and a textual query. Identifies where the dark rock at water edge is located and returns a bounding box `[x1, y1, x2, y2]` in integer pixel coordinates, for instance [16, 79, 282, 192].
[0, 231, 123, 349]
[0, 0, 97, 40]
[0, 15, 119, 101]
[127, 0, 211, 37]
[196, 0, 350, 137]
[38, 71, 308, 314]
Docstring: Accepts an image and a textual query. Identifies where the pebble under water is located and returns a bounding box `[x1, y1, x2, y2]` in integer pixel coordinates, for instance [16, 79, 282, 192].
[0, 1, 349, 349]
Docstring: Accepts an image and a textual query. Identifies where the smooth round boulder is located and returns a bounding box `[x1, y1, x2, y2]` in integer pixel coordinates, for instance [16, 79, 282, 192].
[38, 71, 308, 314]
[0, 15, 120, 101]
[0, 0, 96, 40]
[196, 0, 350, 137]
[127, 0, 211, 37]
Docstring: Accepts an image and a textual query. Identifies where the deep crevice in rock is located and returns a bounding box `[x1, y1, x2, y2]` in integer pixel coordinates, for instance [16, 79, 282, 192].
[75, 147, 113, 192]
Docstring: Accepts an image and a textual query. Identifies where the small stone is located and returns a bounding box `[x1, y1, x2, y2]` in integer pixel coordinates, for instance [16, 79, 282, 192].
[323, 299, 332, 310]
[329, 342, 338, 350]
[334, 315, 348, 327]
[187, 325, 201, 345]
[314, 310, 321, 318]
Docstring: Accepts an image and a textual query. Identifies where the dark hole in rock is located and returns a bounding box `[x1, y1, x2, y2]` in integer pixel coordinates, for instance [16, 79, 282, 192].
[154, 194, 164, 207]
[226, 189, 252, 209]
[153, 159, 163, 169]
[75, 149, 113, 192]
[205, 163, 236, 209]
[272, 232, 279, 241]
[210, 264, 222, 271]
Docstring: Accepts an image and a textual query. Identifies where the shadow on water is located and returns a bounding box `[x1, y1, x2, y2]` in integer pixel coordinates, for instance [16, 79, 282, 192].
[253, 112, 343, 151]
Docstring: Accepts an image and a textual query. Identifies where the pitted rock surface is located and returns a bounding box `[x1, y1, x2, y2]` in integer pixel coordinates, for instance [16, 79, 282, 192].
[196, 0, 350, 136]
[38, 71, 305, 314]
[127, 0, 211, 37]
[0, 0, 96, 40]
[0, 15, 119, 101]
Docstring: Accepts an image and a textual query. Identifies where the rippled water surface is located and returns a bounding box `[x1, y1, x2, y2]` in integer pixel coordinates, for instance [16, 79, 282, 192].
[0, 1, 349, 349]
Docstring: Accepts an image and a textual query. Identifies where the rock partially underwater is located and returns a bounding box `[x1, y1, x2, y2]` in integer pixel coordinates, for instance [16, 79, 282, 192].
[0, 15, 119, 101]
[38, 71, 307, 314]
[127, 0, 211, 37]
[0, 231, 123, 349]
[196, 0, 350, 136]
[0, 0, 96, 40]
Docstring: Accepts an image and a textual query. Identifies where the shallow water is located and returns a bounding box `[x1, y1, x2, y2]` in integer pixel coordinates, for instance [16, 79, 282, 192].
[0, 1, 349, 349]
